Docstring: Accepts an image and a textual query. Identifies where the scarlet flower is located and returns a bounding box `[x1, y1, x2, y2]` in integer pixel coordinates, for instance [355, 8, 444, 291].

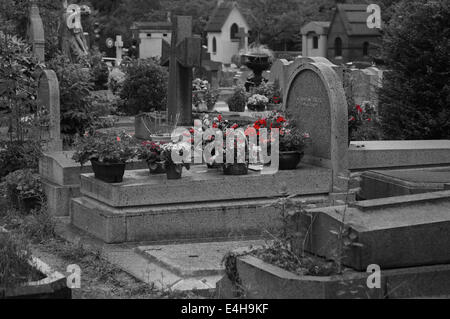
[356, 105, 363, 113]
[254, 124, 261, 130]
[367, 118, 372, 122]
[218, 115, 223, 122]
[277, 116, 286, 123]
[189, 128, 195, 134]
[259, 119, 267, 127]
[116, 137, 121, 142]
[349, 116, 356, 122]
[273, 96, 280, 104]
[232, 124, 239, 129]
[212, 123, 218, 129]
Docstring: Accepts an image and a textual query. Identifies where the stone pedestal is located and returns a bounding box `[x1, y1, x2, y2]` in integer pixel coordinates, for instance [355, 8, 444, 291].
[71, 165, 335, 243]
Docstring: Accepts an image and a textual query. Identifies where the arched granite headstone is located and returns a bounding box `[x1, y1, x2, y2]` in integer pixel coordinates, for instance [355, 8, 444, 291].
[38, 70, 63, 152]
[284, 58, 348, 191]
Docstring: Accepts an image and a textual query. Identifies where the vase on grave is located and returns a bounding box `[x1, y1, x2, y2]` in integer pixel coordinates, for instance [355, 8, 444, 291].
[279, 151, 304, 171]
[90, 160, 126, 183]
[243, 53, 272, 91]
[166, 164, 184, 180]
[148, 162, 166, 175]
[223, 163, 249, 176]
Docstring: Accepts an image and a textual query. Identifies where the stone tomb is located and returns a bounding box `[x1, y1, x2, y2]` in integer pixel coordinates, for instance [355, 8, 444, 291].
[71, 165, 333, 243]
[70, 58, 352, 244]
[301, 190, 450, 271]
[360, 166, 450, 200]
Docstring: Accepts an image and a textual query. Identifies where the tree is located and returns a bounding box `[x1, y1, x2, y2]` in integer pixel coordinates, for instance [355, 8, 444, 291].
[378, 0, 450, 140]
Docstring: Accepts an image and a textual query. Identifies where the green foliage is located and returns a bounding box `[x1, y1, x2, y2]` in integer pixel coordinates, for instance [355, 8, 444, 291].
[46, 54, 95, 138]
[0, 141, 42, 178]
[348, 103, 382, 141]
[227, 87, 248, 112]
[119, 59, 168, 115]
[250, 82, 282, 104]
[0, 232, 38, 288]
[5, 169, 44, 203]
[72, 132, 137, 165]
[90, 51, 110, 90]
[0, 33, 42, 142]
[379, 0, 450, 139]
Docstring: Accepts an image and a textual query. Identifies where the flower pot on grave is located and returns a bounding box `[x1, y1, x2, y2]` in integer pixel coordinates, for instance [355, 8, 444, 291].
[148, 161, 166, 175]
[90, 160, 126, 183]
[247, 103, 267, 112]
[19, 196, 42, 214]
[279, 151, 304, 170]
[166, 164, 183, 180]
[223, 163, 249, 176]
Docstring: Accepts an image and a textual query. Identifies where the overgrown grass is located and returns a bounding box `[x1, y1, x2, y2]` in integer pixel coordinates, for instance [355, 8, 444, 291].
[0, 232, 40, 288]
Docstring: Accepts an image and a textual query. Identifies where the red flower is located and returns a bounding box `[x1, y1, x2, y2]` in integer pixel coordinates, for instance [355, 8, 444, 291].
[116, 137, 121, 142]
[356, 105, 363, 113]
[273, 96, 280, 104]
[259, 119, 267, 127]
[189, 128, 195, 134]
[367, 118, 372, 122]
[254, 124, 261, 130]
[218, 115, 223, 122]
[232, 124, 239, 129]
[212, 123, 218, 129]
[277, 116, 286, 123]
[349, 116, 356, 122]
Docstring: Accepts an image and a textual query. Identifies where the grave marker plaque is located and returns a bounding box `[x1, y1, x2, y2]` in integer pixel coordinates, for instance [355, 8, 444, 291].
[285, 58, 348, 191]
[37, 70, 63, 152]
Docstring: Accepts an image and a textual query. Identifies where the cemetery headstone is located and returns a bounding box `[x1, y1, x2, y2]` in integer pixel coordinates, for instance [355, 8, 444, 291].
[161, 16, 202, 125]
[268, 59, 293, 96]
[236, 27, 249, 51]
[37, 70, 63, 152]
[115, 35, 124, 66]
[284, 57, 348, 191]
[28, 1, 45, 62]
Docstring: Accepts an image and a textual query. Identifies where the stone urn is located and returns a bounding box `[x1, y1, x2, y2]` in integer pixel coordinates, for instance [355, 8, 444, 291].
[243, 53, 272, 91]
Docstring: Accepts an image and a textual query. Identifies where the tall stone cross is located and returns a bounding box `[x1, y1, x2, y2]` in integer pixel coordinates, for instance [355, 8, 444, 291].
[236, 27, 249, 51]
[161, 16, 202, 125]
[28, 0, 45, 62]
[115, 35, 123, 66]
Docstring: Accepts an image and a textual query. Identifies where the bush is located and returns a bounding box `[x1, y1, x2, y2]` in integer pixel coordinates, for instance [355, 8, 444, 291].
[379, 0, 450, 139]
[227, 87, 248, 112]
[0, 232, 38, 288]
[5, 169, 44, 212]
[46, 54, 95, 139]
[119, 59, 168, 115]
[0, 141, 42, 178]
[90, 52, 110, 91]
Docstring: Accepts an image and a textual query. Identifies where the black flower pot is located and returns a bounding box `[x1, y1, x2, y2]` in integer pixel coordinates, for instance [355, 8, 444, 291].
[91, 160, 126, 183]
[248, 103, 266, 112]
[148, 162, 166, 175]
[279, 152, 304, 170]
[166, 165, 183, 180]
[19, 196, 41, 213]
[223, 163, 248, 176]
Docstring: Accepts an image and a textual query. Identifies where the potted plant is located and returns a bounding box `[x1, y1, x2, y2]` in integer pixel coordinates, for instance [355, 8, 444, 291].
[251, 113, 309, 170]
[247, 94, 269, 112]
[278, 126, 309, 170]
[204, 87, 220, 111]
[227, 87, 247, 112]
[160, 142, 191, 180]
[5, 169, 44, 213]
[138, 141, 166, 175]
[72, 132, 136, 183]
[221, 132, 249, 176]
